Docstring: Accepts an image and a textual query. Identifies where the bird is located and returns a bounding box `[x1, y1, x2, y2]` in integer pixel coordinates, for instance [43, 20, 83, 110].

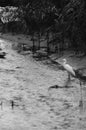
[62, 59, 76, 80]
[62, 58, 85, 108]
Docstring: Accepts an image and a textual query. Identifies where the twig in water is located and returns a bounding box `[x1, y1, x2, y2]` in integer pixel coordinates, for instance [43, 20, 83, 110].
[10, 100, 14, 109]
[0, 101, 3, 110]
[79, 80, 83, 110]
[48, 85, 63, 90]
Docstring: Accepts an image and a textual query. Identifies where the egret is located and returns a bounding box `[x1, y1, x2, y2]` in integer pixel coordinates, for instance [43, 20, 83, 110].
[62, 59, 86, 80]
[62, 59, 76, 80]
[62, 58, 86, 109]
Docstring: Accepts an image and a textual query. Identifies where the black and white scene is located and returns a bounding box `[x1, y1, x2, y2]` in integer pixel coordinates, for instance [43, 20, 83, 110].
[0, 0, 86, 130]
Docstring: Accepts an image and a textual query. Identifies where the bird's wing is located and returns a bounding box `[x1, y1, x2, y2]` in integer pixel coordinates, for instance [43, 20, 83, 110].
[63, 64, 75, 76]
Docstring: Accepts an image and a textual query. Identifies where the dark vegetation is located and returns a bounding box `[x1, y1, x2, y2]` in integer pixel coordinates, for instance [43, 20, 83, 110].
[0, 0, 86, 56]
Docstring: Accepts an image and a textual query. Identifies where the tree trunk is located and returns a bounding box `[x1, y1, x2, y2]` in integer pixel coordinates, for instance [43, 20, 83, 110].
[46, 31, 50, 55]
[32, 33, 35, 54]
[38, 32, 40, 50]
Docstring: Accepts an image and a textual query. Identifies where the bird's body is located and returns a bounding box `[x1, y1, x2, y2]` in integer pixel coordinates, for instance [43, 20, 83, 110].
[62, 59, 75, 77]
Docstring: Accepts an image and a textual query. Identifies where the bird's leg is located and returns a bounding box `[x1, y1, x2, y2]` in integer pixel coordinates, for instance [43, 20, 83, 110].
[68, 73, 71, 81]
[68, 73, 75, 81]
[64, 73, 70, 87]
[80, 80, 82, 86]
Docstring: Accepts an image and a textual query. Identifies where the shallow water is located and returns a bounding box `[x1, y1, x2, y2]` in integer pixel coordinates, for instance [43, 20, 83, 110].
[0, 38, 85, 130]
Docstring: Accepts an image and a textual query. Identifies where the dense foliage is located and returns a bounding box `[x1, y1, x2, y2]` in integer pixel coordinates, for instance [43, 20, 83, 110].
[0, 0, 86, 55]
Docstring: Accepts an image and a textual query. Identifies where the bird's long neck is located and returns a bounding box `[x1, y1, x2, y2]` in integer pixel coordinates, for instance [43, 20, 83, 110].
[63, 61, 66, 66]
